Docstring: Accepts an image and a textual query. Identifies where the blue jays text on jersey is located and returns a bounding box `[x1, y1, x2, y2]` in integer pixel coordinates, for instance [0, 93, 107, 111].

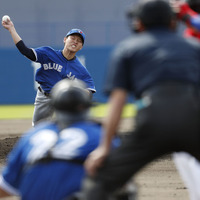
[0, 121, 102, 200]
[42, 63, 63, 72]
[32, 46, 96, 93]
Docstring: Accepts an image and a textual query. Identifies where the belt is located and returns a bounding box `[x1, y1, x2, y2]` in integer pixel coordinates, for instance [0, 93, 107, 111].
[141, 81, 199, 98]
[36, 156, 85, 165]
[38, 86, 50, 97]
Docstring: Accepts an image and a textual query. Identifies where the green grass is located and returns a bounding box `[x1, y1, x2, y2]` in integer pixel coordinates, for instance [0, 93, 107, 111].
[90, 103, 137, 118]
[0, 104, 137, 119]
[0, 105, 34, 119]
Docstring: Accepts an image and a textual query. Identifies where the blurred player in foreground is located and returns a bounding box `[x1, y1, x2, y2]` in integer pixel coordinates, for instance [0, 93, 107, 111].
[0, 79, 99, 200]
[1, 17, 96, 126]
[81, 0, 200, 199]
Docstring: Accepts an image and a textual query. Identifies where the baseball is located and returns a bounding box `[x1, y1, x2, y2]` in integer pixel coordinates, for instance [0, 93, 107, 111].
[2, 15, 10, 22]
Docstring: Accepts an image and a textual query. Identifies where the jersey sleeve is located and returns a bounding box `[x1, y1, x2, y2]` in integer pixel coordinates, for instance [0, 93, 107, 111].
[0, 175, 19, 196]
[80, 70, 96, 93]
[33, 46, 53, 63]
[0, 134, 30, 193]
[72, 59, 96, 93]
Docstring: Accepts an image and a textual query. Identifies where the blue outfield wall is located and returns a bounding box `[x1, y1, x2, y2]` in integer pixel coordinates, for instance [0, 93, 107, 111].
[0, 46, 113, 104]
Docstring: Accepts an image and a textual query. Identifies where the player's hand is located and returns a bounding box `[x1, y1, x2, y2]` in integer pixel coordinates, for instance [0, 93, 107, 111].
[84, 145, 110, 177]
[2, 18, 14, 31]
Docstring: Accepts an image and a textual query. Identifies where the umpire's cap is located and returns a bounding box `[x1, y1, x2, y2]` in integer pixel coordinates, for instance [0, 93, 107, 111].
[51, 79, 91, 113]
[127, 0, 174, 28]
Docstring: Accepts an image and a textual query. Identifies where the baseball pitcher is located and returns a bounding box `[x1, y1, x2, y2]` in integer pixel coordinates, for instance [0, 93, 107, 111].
[2, 17, 96, 126]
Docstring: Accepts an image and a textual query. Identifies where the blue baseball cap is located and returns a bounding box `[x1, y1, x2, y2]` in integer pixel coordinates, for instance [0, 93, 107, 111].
[66, 29, 85, 44]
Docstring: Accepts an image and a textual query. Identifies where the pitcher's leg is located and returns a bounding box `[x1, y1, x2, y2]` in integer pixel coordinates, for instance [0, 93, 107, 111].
[32, 90, 54, 126]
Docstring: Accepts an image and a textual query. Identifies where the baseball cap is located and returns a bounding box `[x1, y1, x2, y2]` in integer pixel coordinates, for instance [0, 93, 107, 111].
[66, 29, 85, 44]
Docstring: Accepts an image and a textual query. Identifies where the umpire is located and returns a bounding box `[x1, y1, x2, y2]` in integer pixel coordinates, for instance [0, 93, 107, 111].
[81, 0, 200, 199]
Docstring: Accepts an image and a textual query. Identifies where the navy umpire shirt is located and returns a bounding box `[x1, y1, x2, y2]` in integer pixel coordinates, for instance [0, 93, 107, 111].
[104, 28, 200, 98]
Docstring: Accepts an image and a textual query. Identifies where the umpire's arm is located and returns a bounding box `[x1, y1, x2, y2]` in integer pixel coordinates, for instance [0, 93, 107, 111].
[84, 88, 127, 177]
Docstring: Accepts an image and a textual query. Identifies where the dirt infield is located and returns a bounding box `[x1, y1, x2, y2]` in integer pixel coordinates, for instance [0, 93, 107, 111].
[0, 118, 189, 200]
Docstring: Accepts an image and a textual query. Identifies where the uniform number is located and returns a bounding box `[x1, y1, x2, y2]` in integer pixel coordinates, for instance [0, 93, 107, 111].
[27, 128, 88, 163]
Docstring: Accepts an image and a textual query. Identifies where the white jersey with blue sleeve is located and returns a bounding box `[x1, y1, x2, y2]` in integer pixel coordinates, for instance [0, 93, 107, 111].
[0, 121, 101, 200]
[33, 46, 96, 93]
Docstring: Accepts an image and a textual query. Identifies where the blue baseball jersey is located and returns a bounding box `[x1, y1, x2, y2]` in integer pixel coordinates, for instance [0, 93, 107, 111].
[33, 46, 96, 93]
[0, 121, 102, 200]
